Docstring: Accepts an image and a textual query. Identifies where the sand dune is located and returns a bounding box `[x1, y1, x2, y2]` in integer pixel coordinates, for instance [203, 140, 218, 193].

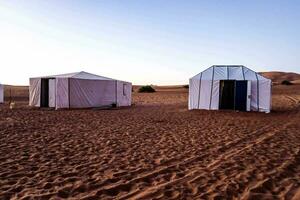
[0, 85, 300, 199]
[260, 71, 300, 84]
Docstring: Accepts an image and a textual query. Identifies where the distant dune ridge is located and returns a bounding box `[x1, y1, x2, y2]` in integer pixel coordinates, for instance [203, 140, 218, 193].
[259, 71, 300, 84]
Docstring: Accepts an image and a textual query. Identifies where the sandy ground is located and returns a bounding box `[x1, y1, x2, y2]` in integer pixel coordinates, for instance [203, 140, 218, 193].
[0, 85, 300, 200]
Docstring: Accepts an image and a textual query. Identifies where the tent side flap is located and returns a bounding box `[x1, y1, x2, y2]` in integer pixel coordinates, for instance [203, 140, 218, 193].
[258, 79, 271, 113]
[116, 81, 132, 107]
[249, 80, 258, 111]
[188, 78, 201, 110]
[210, 80, 220, 110]
[29, 78, 41, 107]
[69, 78, 116, 108]
[56, 78, 69, 109]
[49, 79, 56, 107]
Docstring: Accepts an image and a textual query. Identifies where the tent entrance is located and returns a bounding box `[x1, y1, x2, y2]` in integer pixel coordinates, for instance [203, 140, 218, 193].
[41, 79, 49, 107]
[219, 80, 235, 110]
[219, 80, 248, 111]
[234, 81, 248, 111]
[41, 78, 55, 108]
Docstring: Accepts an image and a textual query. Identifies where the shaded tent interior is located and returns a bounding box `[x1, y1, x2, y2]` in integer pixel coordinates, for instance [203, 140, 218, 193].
[219, 80, 248, 111]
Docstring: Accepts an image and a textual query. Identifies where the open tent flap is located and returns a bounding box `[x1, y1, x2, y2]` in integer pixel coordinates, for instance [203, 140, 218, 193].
[116, 81, 132, 107]
[29, 78, 41, 107]
[258, 79, 271, 113]
[210, 80, 220, 110]
[48, 79, 56, 108]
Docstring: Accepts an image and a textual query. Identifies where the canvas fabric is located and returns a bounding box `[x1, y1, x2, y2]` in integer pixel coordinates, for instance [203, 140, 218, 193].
[0, 84, 3, 103]
[29, 72, 132, 109]
[189, 65, 271, 113]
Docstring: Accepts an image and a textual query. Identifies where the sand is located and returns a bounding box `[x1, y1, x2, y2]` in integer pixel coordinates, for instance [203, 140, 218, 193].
[260, 72, 300, 84]
[0, 85, 300, 200]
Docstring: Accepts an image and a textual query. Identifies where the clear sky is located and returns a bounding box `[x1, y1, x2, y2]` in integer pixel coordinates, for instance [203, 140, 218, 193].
[0, 0, 299, 85]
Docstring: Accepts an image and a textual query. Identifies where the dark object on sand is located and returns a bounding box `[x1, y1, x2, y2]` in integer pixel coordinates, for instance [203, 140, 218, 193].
[138, 85, 156, 93]
[281, 80, 293, 85]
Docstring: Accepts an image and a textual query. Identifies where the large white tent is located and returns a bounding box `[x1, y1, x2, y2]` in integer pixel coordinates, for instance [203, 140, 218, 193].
[0, 83, 3, 103]
[189, 65, 271, 113]
[29, 71, 132, 109]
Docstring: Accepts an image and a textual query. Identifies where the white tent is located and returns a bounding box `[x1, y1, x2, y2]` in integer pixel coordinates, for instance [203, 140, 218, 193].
[0, 83, 3, 103]
[189, 65, 271, 113]
[29, 71, 132, 109]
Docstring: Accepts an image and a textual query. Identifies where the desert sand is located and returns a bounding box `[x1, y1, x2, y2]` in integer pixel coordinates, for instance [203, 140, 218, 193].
[260, 72, 300, 84]
[0, 84, 300, 200]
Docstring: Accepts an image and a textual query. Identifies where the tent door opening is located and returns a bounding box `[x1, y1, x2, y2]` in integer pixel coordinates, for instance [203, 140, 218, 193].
[234, 80, 248, 111]
[219, 80, 235, 110]
[219, 80, 248, 111]
[41, 78, 55, 108]
[41, 79, 49, 107]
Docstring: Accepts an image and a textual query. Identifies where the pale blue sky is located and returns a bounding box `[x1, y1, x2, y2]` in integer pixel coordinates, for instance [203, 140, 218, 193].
[0, 0, 299, 85]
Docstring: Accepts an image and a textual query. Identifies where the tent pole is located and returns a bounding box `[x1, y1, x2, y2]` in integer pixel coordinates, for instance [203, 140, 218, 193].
[242, 66, 245, 80]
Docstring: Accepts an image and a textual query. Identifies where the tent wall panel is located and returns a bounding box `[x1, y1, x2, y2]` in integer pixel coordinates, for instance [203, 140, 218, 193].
[56, 78, 69, 109]
[49, 79, 56, 108]
[0, 84, 4, 103]
[29, 78, 41, 107]
[116, 81, 132, 107]
[258, 79, 271, 113]
[214, 66, 227, 80]
[69, 79, 116, 108]
[250, 80, 258, 111]
[243, 67, 257, 80]
[210, 80, 220, 110]
[228, 67, 244, 80]
[188, 78, 201, 109]
[199, 80, 212, 110]
[201, 67, 213, 79]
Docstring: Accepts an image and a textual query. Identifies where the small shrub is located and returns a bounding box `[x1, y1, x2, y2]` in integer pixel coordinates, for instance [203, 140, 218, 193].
[281, 80, 293, 85]
[138, 85, 156, 93]
[183, 85, 189, 89]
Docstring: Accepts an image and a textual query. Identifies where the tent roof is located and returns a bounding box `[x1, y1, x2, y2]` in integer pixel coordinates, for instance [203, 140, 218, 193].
[32, 71, 114, 80]
[191, 65, 270, 81]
